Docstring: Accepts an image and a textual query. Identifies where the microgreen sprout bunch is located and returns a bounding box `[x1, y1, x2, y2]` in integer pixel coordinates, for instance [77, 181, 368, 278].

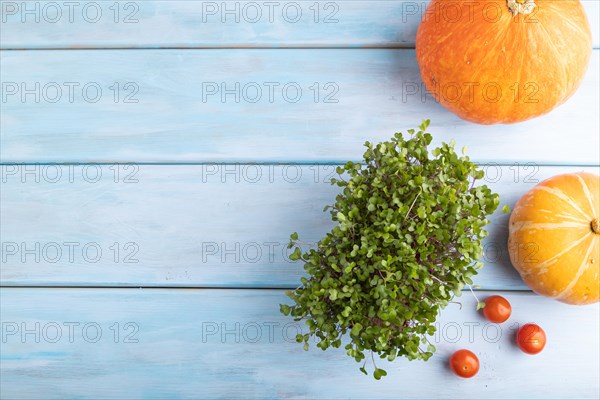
[281, 121, 500, 379]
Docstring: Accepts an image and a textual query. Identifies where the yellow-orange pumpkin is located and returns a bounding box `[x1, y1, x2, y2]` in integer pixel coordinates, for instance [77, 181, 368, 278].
[415, 0, 592, 124]
[508, 172, 600, 304]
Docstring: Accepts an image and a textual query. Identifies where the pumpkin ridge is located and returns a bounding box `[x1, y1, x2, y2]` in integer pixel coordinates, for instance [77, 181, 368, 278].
[465, 15, 513, 92]
[536, 16, 569, 101]
[575, 174, 598, 219]
[534, 185, 592, 220]
[553, 235, 597, 300]
[554, 11, 591, 43]
[537, 209, 587, 223]
[456, 21, 517, 123]
[541, 1, 592, 43]
[511, 221, 587, 233]
[537, 2, 593, 100]
[512, 22, 527, 105]
[525, 231, 590, 274]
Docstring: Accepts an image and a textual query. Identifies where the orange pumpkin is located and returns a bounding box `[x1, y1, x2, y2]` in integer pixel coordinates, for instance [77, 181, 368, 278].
[508, 172, 600, 304]
[415, 0, 592, 124]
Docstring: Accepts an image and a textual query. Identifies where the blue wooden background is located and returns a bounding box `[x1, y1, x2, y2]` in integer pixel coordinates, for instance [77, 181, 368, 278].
[1, 1, 599, 398]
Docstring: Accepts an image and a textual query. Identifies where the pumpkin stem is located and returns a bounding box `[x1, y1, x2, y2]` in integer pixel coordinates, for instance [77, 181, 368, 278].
[507, 0, 536, 16]
[592, 218, 600, 235]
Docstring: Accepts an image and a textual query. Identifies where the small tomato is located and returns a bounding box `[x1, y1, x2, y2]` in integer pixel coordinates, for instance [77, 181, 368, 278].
[482, 295, 512, 323]
[516, 323, 546, 355]
[449, 349, 479, 378]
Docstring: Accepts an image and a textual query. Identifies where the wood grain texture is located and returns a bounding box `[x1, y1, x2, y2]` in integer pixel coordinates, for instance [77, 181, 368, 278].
[2, 165, 598, 288]
[1, 0, 598, 49]
[1, 49, 599, 164]
[1, 288, 598, 399]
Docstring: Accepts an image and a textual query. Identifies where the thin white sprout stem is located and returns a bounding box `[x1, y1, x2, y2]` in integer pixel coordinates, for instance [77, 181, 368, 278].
[467, 284, 480, 303]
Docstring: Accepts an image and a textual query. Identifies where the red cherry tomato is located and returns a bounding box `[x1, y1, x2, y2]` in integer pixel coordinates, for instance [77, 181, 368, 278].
[516, 323, 546, 355]
[482, 295, 512, 323]
[449, 349, 479, 378]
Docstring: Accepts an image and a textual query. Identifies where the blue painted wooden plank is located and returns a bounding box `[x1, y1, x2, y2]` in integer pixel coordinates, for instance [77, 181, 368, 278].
[2, 165, 598, 288]
[1, 0, 598, 49]
[1, 288, 598, 399]
[1, 49, 599, 164]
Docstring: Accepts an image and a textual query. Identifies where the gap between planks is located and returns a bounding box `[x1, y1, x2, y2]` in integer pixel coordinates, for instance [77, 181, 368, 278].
[0, 285, 534, 292]
[2, 46, 421, 51]
[2, 162, 600, 167]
